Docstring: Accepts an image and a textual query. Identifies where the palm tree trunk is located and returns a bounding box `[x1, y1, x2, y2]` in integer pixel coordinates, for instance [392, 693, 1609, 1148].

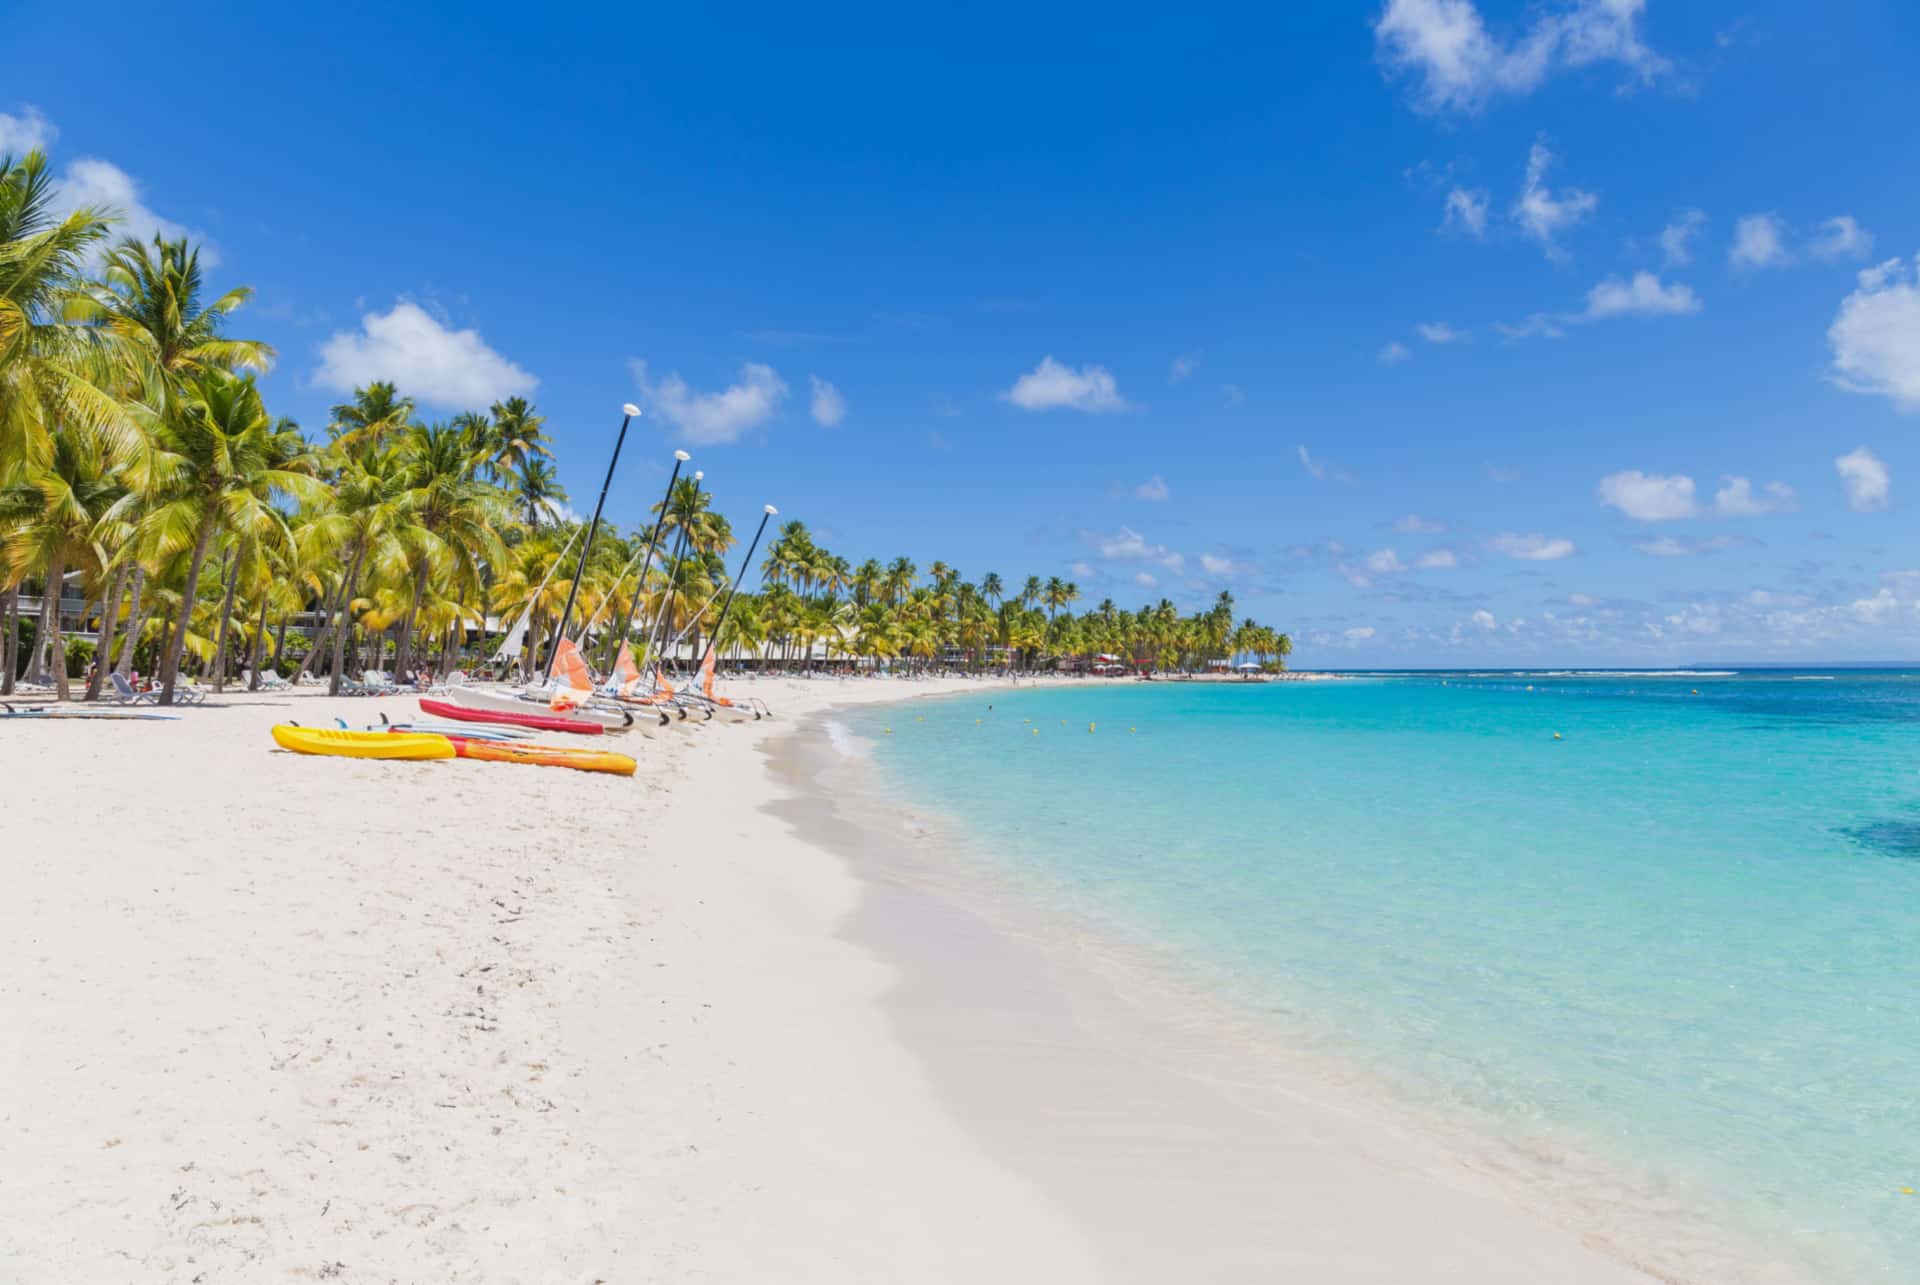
[272, 611, 290, 668]
[159, 516, 217, 706]
[395, 562, 429, 675]
[114, 568, 147, 678]
[326, 543, 369, 694]
[86, 562, 128, 701]
[212, 555, 240, 692]
[1, 584, 17, 695]
[247, 594, 270, 690]
[25, 570, 56, 686]
[42, 554, 72, 699]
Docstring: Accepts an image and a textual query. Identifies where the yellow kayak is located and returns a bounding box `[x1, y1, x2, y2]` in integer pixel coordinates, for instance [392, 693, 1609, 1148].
[271, 725, 455, 760]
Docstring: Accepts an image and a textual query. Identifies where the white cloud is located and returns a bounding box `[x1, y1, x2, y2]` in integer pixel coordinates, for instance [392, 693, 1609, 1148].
[53, 156, 217, 266]
[1513, 140, 1597, 259]
[1378, 340, 1412, 365]
[1810, 215, 1873, 262]
[1069, 561, 1095, 577]
[1392, 513, 1447, 534]
[1416, 321, 1471, 344]
[1828, 258, 1920, 411]
[1365, 548, 1407, 574]
[1200, 554, 1235, 576]
[1134, 571, 1158, 588]
[1221, 383, 1246, 408]
[1093, 526, 1185, 571]
[1729, 213, 1790, 269]
[1373, 0, 1668, 114]
[1598, 469, 1698, 520]
[1297, 445, 1354, 483]
[1836, 446, 1890, 512]
[1471, 609, 1499, 630]
[1345, 626, 1377, 642]
[0, 105, 55, 154]
[1169, 352, 1200, 383]
[631, 359, 788, 444]
[1714, 476, 1796, 516]
[1490, 532, 1576, 561]
[1005, 356, 1128, 412]
[1502, 271, 1700, 339]
[1416, 548, 1460, 569]
[1133, 474, 1170, 501]
[1585, 271, 1700, 318]
[1660, 209, 1706, 266]
[1635, 535, 1743, 557]
[808, 375, 846, 427]
[1442, 186, 1490, 237]
[315, 301, 537, 408]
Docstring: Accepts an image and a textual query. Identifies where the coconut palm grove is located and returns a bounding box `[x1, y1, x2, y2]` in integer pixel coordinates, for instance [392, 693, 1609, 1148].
[2, 148, 1291, 706]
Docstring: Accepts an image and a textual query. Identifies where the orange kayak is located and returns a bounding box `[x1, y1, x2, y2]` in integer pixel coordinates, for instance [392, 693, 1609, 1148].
[442, 732, 636, 776]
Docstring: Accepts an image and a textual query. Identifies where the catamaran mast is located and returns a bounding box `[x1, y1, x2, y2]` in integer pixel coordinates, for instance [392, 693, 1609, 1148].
[697, 504, 778, 673]
[547, 403, 639, 680]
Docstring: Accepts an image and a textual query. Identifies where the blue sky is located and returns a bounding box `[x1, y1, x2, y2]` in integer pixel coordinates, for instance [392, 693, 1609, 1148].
[8, 0, 1920, 664]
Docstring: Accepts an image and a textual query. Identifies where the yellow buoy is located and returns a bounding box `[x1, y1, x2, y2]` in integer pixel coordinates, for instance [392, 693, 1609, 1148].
[1032, 728, 1039, 736]
[1089, 722, 1096, 733]
[1553, 732, 1563, 740]
[1130, 727, 1136, 733]
[884, 728, 893, 734]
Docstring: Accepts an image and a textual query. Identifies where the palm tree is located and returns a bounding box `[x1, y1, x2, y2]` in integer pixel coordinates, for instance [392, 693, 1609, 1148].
[482, 396, 553, 484]
[327, 381, 414, 454]
[0, 149, 129, 472]
[392, 422, 507, 675]
[515, 457, 568, 527]
[127, 371, 321, 703]
[0, 429, 121, 697]
[980, 571, 1003, 608]
[93, 236, 275, 389]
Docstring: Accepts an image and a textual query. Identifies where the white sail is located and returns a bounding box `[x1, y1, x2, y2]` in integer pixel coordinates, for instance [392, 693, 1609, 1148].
[488, 526, 580, 664]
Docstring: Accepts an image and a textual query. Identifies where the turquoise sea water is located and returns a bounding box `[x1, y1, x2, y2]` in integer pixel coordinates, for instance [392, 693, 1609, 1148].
[851, 672, 1920, 1282]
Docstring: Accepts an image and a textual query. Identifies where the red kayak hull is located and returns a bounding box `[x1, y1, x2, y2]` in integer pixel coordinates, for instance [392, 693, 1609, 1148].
[418, 697, 605, 735]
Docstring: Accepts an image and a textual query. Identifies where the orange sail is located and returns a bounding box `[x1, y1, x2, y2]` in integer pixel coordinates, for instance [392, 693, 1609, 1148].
[698, 650, 737, 707]
[549, 637, 596, 709]
[613, 640, 642, 687]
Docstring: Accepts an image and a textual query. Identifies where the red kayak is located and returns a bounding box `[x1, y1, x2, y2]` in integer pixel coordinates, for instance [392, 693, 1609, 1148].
[418, 697, 604, 735]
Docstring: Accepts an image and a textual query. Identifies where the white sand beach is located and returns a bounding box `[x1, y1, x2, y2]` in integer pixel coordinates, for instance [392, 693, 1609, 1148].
[3, 677, 1671, 1283]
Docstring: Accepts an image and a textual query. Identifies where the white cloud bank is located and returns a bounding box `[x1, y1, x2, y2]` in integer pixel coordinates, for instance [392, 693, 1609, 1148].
[1133, 475, 1170, 501]
[1378, 340, 1412, 365]
[315, 302, 537, 408]
[1714, 476, 1796, 516]
[1660, 209, 1706, 266]
[629, 360, 788, 445]
[1513, 140, 1596, 260]
[1373, 0, 1668, 114]
[1598, 469, 1698, 520]
[1490, 532, 1576, 561]
[1005, 356, 1128, 412]
[1442, 186, 1490, 237]
[808, 375, 846, 427]
[1585, 271, 1700, 318]
[0, 106, 55, 154]
[1835, 446, 1890, 512]
[1829, 258, 1920, 412]
[1729, 213, 1790, 269]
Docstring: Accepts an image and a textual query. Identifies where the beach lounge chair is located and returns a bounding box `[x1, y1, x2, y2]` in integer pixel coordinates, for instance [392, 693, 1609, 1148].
[174, 678, 209, 705]
[108, 673, 158, 704]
